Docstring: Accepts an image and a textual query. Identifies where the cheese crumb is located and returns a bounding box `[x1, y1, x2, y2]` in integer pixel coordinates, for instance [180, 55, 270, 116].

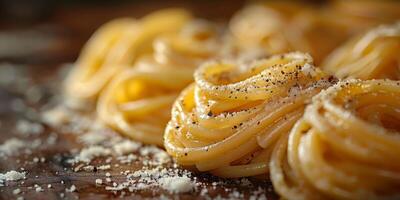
[35, 185, 43, 192]
[97, 165, 111, 171]
[79, 132, 108, 145]
[113, 140, 141, 155]
[41, 106, 71, 127]
[95, 179, 103, 185]
[16, 120, 43, 135]
[0, 170, 26, 186]
[302, 63, 317, 76]
[0, 138, 25, 156]
[13, 188, 21, 194]
[66, 185, 76, 192]
[159, 176, 194, 193]
[75, 146, 111, 163]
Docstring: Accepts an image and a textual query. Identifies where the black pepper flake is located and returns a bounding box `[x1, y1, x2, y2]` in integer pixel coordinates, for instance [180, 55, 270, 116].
[328, 75, 335, 83]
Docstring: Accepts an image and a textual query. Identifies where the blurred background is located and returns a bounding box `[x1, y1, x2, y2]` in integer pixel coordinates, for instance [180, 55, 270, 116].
[0, 0, 250, 65]
[0, 0, 399, 66]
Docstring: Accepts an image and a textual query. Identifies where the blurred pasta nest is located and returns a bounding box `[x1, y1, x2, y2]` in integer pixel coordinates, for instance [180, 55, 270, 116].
[97, 19, 222, 145]
[64, 9, 192, 107]
[323, 22, 400, 80]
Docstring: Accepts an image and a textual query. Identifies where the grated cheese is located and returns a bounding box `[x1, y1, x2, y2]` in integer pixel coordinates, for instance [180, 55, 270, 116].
[66, 185, 76, 192]
[40, 106, 76, 127]
[159, 176, 194, 193]
[16, 119, 43, 135]
[0, 138, 25, 156]
[95, 179, 103, 185]
[0, 170, 26, 186]
[79, 132, 108, 146]
[74, 146, 111, 163]
[13, 188, 21, 195]
[113, 140, 141, 155]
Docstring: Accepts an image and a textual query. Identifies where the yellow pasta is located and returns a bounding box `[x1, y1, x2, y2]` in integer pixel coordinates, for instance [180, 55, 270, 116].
[270, 79, 400, 200]
[331, 0, 400, 23]
[164, 52, 336, 178]
[229, 4, 354, 65]
[229, 5, 292, 55]
[286, 9, 359, 65]
[64, 8, 191, 107]
[97, 20, 221, 145]
[59, 3, 400, 198]
[323, 22, 400, 80]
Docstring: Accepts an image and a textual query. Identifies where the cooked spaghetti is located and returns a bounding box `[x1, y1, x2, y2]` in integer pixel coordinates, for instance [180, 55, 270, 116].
[164, 52, 336, 178]
[270, 79, 400, 200]
[229, 5, 291, 56]
[64, 9, 191, 107]
[286, 9, 359, 65]
[97, 20, 221, 145]
[331, 0, 400, 24]
[323, 22, 400, 80]
[229, 4, 355, 65]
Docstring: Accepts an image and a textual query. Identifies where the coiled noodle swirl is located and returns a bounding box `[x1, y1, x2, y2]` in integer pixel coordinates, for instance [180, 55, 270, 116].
[271, 79, 400, 200]
[97, 20, 221, 145]
[323, 22, 400, 80]
[164, 52, 336, 177]
[64, 9, 191, 106]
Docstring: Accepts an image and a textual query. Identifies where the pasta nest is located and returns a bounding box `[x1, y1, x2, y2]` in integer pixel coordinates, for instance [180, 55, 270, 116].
[271, 79, 400, 200]
[323, 22, 400, 80]
[164, 52, 336, 178]
[97, 20, 221, 146]
[64, 9, 191, 107]
[229, 4, 354, 65]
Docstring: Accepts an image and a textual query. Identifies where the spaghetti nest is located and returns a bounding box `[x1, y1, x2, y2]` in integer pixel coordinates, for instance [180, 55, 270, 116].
[164, 52, 336, 178]
[228, 4, 355, 65]
[323, 22, 400, 80]
[97, 20, 221, 146]
[64, 9, 191, 106]
[228, 5, 291, 55]
[271, 79, 400, 200]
